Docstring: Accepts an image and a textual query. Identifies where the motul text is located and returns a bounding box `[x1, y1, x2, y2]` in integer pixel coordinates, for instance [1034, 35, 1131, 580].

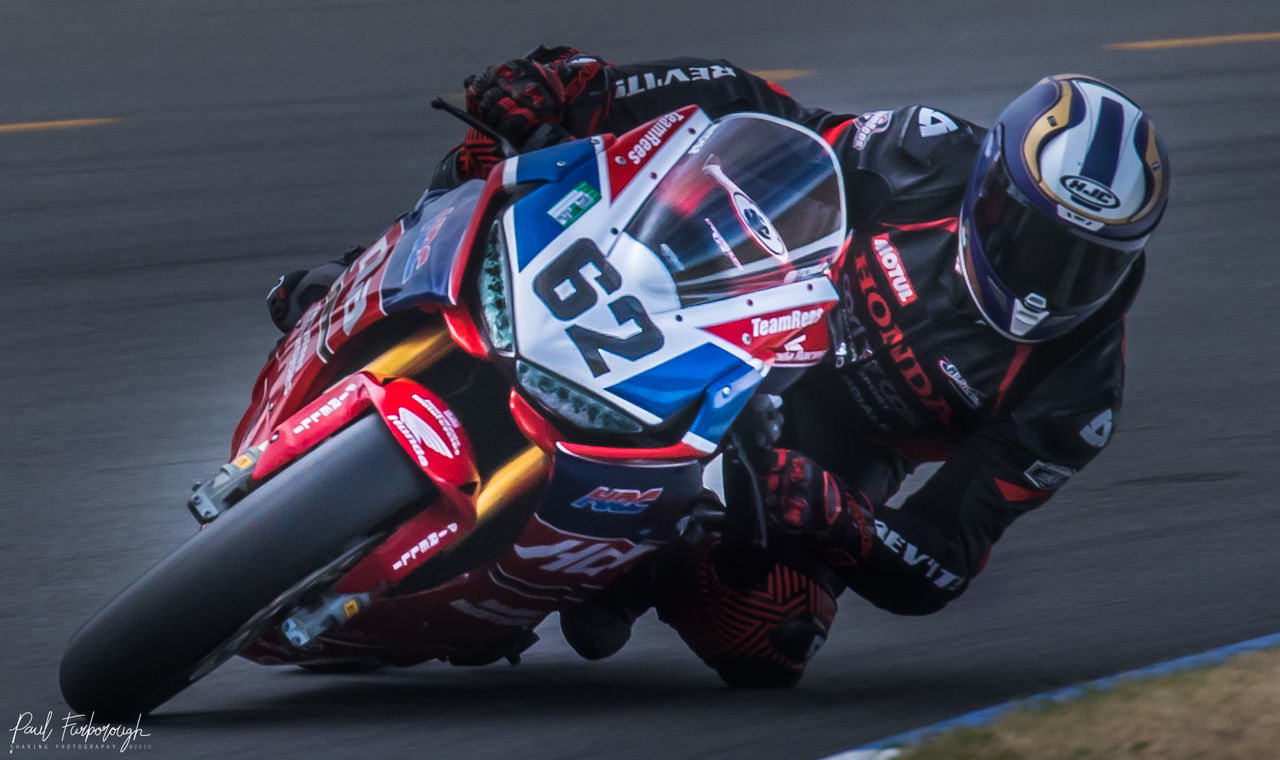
[872, 235, 917, 305]
[853, 253, 952, 425]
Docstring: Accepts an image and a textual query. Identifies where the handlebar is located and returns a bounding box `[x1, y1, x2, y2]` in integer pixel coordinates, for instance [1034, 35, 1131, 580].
[430, 98, 519, 158]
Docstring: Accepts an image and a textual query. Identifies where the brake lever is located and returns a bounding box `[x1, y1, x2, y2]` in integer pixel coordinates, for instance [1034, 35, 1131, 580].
[430, 97, 519, 158]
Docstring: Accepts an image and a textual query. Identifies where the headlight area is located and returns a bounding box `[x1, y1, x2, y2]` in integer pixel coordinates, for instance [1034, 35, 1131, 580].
[515, 361, 643, 434]
[477, 220, 514, 353]
[479, 218, 643, 438]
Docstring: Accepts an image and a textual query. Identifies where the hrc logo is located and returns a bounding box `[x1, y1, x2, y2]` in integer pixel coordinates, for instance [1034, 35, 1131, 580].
[571, 486, 663, 515]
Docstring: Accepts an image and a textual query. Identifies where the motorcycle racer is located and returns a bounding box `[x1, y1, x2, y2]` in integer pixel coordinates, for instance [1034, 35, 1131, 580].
[433, 46, 1170, 687]
[268, 46, 1169, 687]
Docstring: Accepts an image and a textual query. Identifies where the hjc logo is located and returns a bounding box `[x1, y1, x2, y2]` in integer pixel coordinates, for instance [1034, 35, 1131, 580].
[1060, 175, 1120, 209]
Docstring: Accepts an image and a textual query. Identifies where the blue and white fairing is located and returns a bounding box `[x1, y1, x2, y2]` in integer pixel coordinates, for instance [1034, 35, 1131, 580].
[492, 108, 848, 454]
[380, 180, 486, 311]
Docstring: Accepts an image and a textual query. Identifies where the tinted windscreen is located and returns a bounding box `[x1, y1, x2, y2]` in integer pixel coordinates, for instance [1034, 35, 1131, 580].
[624, 115, 845, 305]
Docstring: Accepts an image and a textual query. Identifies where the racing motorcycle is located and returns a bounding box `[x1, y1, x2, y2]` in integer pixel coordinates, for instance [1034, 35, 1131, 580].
[59, 102, 849, 718]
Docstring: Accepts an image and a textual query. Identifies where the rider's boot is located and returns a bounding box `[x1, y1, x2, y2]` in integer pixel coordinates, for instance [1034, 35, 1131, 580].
[265, 245, 365, 333]
[558, 553, 655, 660]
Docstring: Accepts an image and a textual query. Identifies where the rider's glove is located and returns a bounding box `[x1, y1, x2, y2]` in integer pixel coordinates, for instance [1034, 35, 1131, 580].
[465, 59, 569, 147]
[454, 127, 503, 181]
[463, 49, 611, 148]
[756, 449, 876, 568]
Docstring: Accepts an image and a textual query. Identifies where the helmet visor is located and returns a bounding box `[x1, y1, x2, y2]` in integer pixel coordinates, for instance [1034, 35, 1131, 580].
[972, 151, 1141, 310]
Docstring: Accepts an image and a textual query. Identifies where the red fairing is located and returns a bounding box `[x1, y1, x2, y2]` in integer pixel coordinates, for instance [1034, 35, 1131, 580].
[443, 304, 489, 358]
[700, 299, 836, 368]
[373, 378, 480, 490]
[448, 163, 511, 307]
[248, 371, 480, 594]
[772, 315, 831, 367]
[336, 487, 474, 593]
[246, 514, 663, 666]
[605, 105, 701, 200]
[251, 372, 480, 496]
[250, 376, 375, 480]
[231, 221, 406, 455]
[332, 375, 485, 591]
[492, 514, 656, 596]
[558, 441, 703, 462]
[323, 223, 406, 357]
[509, 389, 565, 452]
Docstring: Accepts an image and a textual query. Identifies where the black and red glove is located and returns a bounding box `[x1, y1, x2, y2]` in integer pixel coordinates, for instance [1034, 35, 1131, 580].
[453, 127, 503, 182]
[756, 449, 876, 568]
[464, 59, 567, 146]
[463, 50, 610, 145]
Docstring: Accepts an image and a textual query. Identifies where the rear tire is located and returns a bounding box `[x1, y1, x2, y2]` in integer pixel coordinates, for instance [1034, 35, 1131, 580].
[59, 415, 428, 719]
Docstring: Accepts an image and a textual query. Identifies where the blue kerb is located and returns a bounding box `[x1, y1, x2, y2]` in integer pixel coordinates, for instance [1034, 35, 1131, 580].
[851, 631, 1280, 751]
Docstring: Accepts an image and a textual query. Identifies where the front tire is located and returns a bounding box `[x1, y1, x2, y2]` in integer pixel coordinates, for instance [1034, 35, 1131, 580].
[59, 415, 428, 719]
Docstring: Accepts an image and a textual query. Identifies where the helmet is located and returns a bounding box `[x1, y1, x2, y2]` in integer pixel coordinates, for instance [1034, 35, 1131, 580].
[958, 75, 1170, 342]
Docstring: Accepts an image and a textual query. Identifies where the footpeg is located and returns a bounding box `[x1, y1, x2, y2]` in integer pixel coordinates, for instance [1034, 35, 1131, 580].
[279, 592, 373, 648]
[187, 446, 263, 523]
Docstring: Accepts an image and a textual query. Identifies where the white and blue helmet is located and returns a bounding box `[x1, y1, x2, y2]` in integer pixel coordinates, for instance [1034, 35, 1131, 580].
[959, 75, 1170, 342]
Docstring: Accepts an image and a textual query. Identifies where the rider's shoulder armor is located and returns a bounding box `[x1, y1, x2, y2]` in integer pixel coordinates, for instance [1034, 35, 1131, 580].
[1004, 318, 1127, 488]
[833, 105, 984, 229]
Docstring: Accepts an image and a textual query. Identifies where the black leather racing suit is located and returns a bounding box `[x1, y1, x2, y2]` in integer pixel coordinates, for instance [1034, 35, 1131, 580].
[437, 53, 1140, 616]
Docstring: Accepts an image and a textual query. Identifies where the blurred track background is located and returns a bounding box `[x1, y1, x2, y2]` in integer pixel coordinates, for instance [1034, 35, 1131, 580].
[2, 1, 1279, 758]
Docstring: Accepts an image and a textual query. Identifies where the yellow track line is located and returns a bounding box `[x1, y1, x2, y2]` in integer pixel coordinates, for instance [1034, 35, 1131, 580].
[1105, 31, 1280, 51]
[0, 117, 122, 134]
[752, 68, 814, 82]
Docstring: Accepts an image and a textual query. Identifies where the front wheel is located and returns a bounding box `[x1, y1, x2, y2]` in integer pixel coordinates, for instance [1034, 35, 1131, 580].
[59, 415, 429, 719]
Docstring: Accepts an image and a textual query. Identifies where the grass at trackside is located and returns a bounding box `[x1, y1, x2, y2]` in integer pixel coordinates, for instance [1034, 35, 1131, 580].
[896, 647, 1280, 760]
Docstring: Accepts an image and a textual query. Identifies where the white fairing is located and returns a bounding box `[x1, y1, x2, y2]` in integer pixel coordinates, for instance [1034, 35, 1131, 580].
[504, 111, 847, 428]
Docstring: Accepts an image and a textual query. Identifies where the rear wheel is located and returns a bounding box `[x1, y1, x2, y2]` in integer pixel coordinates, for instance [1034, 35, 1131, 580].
[59, 415, 428, 719]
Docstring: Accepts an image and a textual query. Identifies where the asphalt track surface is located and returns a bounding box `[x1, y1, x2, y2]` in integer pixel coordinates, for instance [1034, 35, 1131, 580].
[3, 1, 1279, 758]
